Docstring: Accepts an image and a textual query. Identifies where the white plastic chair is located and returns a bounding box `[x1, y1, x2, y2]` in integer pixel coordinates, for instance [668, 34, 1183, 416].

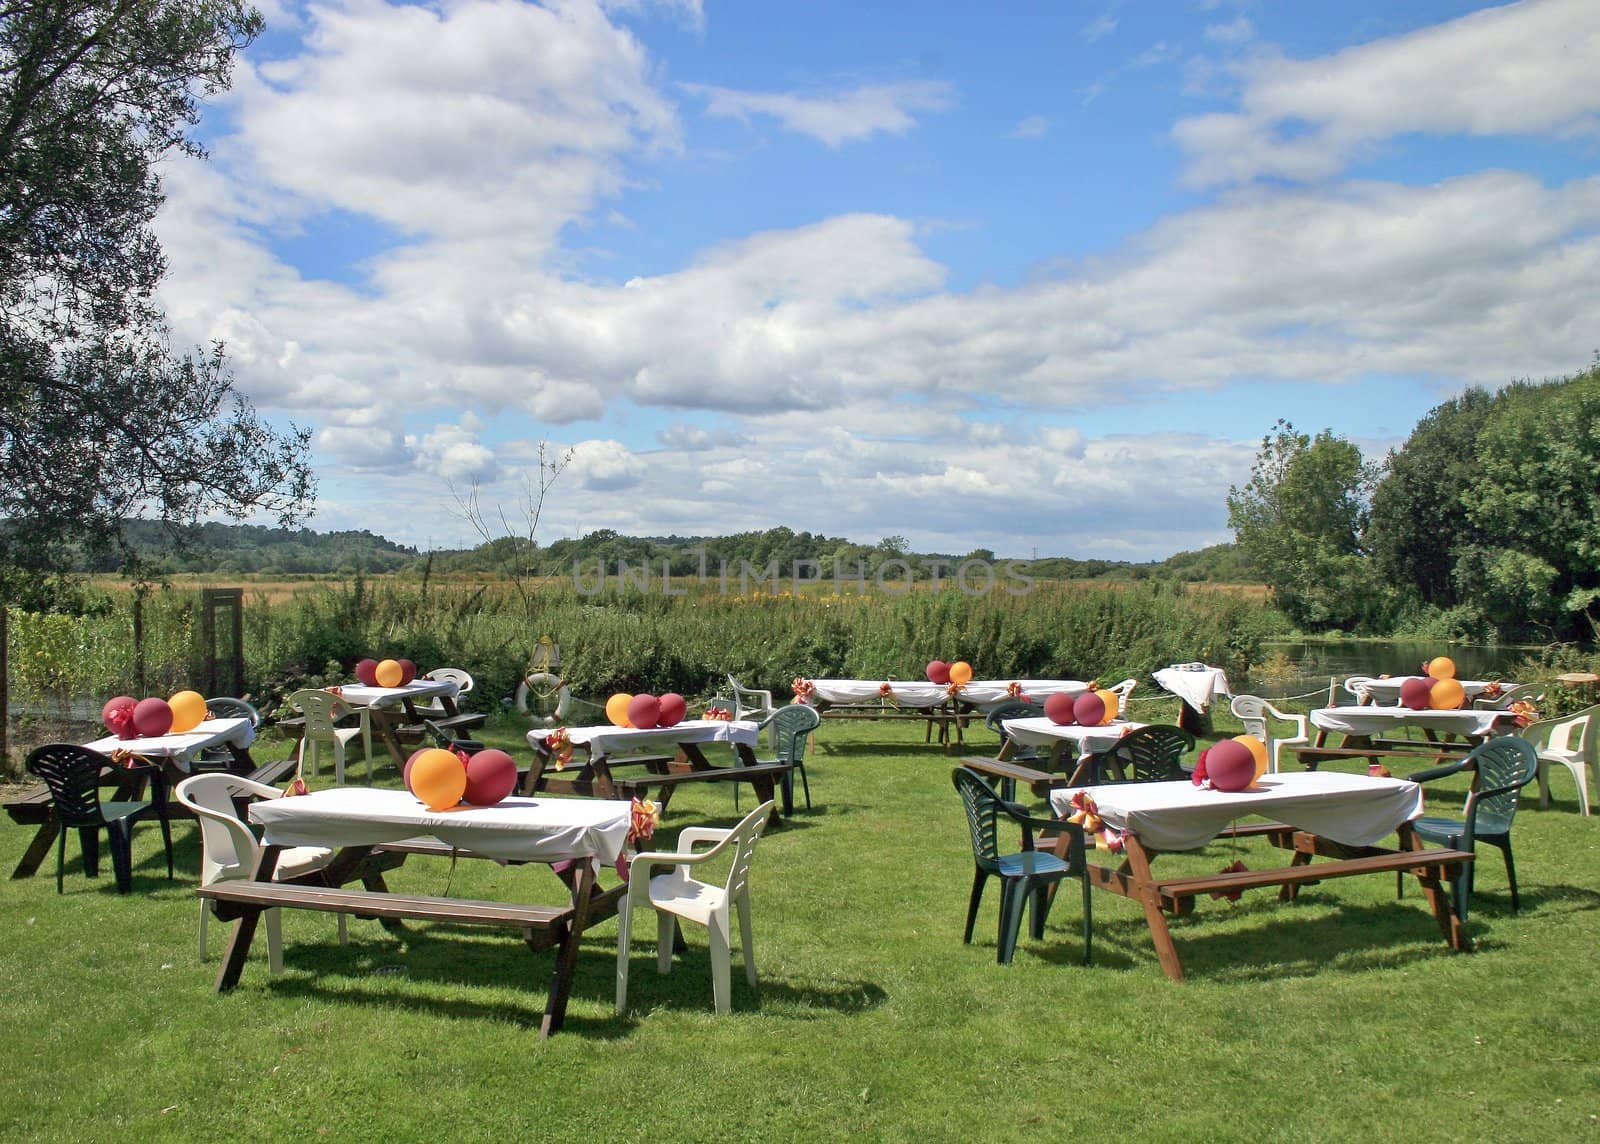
[728, 675, 775, 722]
[416, 667, 473, 716]
[1107, 677, 1138, 714]
[1342, 676, 1378, 705]
[1519, 709, 1594, 816]
[174, 774, 346, 970]
[1230, 694, 1310, 774]
[1474, 682, 1545, 711]
[288, 689, 371, 784]
[616, 800, 774, 1015]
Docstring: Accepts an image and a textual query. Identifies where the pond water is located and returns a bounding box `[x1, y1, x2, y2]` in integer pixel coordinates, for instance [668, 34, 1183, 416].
[1248, 639, 1537, 702]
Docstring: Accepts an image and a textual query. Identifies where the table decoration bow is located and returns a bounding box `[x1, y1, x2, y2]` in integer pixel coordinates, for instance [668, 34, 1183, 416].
[1005, 681, 1032, 701]
[792, 677, 815, 704]
[704, 704, 733, 721]
[543, 727, 574, 771]
[1065, 791, 1125, 853]
[1508, 699, 1538, 727]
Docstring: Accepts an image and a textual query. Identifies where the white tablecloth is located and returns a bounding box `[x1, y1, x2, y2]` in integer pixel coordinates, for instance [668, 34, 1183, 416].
[1356, 678, 1507, 705]
[251, 788, 632, 864]
[1311, 706, 1507, 739]
[533, 719, 761, 758]
[1152, 665, 1231, 712]
[805, 678, 1089, 709]
[336, 679, 459, 709]
[1048, 771, 1423, 852]
[1001, 716, 1147, 756]
[84, 717, 256, 773]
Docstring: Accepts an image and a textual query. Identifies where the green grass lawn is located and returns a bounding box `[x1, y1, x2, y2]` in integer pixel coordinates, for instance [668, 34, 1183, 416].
[3, 703, 1598, 1141]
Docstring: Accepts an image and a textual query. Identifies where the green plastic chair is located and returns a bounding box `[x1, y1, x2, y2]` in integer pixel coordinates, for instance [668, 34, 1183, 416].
[1407, 736, 1539, 922]
[1093, 724, 1195, 784]
[951, 765, 1091, 965]
[26, 744, 174, 894]
[739, 704, 821, 813]
[984, 699, 1050, 769]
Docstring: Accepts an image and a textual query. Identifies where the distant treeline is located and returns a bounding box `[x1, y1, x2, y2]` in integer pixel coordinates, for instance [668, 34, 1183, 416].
[92, 521, 1255, 584]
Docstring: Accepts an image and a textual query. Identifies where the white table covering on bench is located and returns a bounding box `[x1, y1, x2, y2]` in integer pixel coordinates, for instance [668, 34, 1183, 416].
[539, 719, 761, 757]
[805, 678, 1090, 708]
[1152, 665, 1232, 713]
[1049, 771, 1424, 853]
[335, 679, 459, 709]
[1310, 706, 1507, 740]
[1001, 716, 1146, 756]
[83, 717, 256, 772]
[1356, 678, 1508, 705]
[250, 788, 632, 864]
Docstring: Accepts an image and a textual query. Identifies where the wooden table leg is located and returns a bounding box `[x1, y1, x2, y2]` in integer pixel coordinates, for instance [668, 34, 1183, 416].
[215, 845, 283, 991]
[11, 822, 59, 879]
[1400, 822, 1472, 952]
[1122, 834, 1185, 982]
[541, 859, 597, 1037]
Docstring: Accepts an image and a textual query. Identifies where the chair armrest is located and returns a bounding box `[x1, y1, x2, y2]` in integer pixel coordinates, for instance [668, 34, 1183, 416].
[674, 827, 734, 852]
[1409, 758, 1472, 784]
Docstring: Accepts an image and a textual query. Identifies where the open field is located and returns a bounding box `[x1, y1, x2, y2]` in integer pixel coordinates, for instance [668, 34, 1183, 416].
[2, 707, 1597, 1141]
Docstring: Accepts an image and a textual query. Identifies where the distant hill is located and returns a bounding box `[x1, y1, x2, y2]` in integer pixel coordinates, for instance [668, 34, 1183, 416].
[81, 521, 1257, 584]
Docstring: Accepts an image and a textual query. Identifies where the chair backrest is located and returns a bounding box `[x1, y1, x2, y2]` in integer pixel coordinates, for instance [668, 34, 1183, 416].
[1107, 678, 1137, 711]
[1475, 682, 1545, 711]
[289, 689, 348, 739]
[728, 676, 773, 720]
[983, 700, 1044, 735]
[1104, 724, 1194, 783]
[205, 697, 260, 726]
[952, 766, 1005, 872]
[722, 800, 773, 902]
[175, 774, 280, 887]
[1342, 676, 1376, 704]
[25, 744, 113, 827]
[767, 704, 821, 762]
[1230, 694, 1272, 741]
[1463, 735, 1540, 833]
[425, 667, 473, 694]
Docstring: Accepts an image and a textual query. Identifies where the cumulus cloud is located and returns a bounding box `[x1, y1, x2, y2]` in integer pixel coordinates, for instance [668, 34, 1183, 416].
[1010, 114, 1050, 139]
[1176, 0, 1600, 187]
[680, 79, 955, 146]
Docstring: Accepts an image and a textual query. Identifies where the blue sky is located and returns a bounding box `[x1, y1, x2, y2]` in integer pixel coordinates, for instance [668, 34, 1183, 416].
[153, 0, 1600, 558]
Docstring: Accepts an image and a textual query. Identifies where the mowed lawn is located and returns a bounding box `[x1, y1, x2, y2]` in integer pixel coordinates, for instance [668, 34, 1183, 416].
[2, 709, 1597, 1141]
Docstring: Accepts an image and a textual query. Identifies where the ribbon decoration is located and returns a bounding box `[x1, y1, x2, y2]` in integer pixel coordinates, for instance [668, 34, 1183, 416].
[108, 748, 152, 769]
[792, 677, 816, 704]
[628, 797, 660, 846]
[1509, 699, 1539, 728]
[1066, 791, 1125, 853]
[325, 685, 343, 696]
[703, 705, 733, 721]
[1210, 860, 1250, 902]
[1004, 681, 1032, 702]
[544, 727, 574, 771]
[105, 705, 137, 741]
[1480, 680, 1505, 700]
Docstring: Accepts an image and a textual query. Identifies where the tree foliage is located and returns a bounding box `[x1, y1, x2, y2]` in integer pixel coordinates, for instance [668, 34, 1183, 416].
[0, 0, 313, 580]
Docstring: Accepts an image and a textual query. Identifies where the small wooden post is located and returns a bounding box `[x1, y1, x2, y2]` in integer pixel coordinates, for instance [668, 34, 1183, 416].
[0, 604, 8, 770]
[201, 588, 247, 698]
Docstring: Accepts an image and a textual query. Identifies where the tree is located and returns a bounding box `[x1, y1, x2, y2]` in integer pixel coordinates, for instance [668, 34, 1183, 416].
[1226, 420, 1387, 630]
[0, 0, 314, 583]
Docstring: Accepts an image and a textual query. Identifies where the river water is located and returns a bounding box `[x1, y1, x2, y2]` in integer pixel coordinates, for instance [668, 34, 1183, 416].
[1248, 639, 1536, 702]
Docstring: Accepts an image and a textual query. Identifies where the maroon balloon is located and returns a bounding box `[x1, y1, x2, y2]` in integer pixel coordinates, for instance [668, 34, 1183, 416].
[354, 658, 379, 686]
[627, 693, 661, 730]
[397, 658, 417, 686]
[133, 696, 174, 737]
[1206, 739, 1256, 791]
[402, 747, 430, 795]
[1072, 691, 1106, 728]
[463, 749, 518, 807]
[657, 692, 687, 728]
[1044, 691, 1078, 725]
[926, 659, 951, 685]
[1399, 676, 1435, 710]
[101, 695, 136, 730]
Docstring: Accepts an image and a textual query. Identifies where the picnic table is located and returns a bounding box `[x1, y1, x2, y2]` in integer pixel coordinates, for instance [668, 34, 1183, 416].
[7, 718, 264, 880]
[197, 787, 632, 1036]
[998, 716, 1147, 782]
[333, 679, 483, 767]
[1287, 705, 1513, 770]
[1046, 771, 1474, 981]
[524, 720, 792, 822]
[802, 678, 1091, 751]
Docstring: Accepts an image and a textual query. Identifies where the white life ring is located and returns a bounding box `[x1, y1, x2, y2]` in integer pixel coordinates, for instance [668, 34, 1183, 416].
[515, 671, 572, 725]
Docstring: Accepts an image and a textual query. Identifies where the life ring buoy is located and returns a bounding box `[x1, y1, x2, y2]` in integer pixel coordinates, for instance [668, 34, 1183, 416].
[515, 671, 572, 725]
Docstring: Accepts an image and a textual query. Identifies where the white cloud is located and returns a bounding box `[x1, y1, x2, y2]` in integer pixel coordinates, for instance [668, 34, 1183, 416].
[1176, 0, 1600, 187]
[681, 79, 955, 147]
[1081, 12, 1117, 43]
[571, 439, 647, 490]
[1010, 114, 1050, 139]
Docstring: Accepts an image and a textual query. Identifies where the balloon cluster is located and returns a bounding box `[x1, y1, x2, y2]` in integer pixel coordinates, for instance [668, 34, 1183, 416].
[925, 660, 974, 687]
[404, 746, 518, 811]
[101, 690, 210, 740]
[1399, 657, 1465, 710]
[1042, 688, 1120, 727]
[605, 692, 688, 730]
[354, 657, 417, 688]
[1193, 735, 1269, 791]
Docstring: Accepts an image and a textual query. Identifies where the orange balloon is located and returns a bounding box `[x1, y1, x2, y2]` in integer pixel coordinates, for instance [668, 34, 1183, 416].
[605, 693, 634, 728]
[1096, 688, 1119, 724]
[167, 690, 207, 734]
[1428, 677, 1466, 710]
[375, 658, 403, 688]
[1234, 734, 1270, 781]
[408, 748, 466, 811]
[948, 661, 973, 686]
[1426, 656, 1457, 681]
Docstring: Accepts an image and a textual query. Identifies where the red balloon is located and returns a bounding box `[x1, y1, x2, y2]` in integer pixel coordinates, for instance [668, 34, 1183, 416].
[354, 658, 378, 686]
[657, 692, 687, 728]
[627, 693, 661, 730]
[402, 747, 431, 790]
[133, 697, 174, 737]
[1399, 676, 1435, 710]
[101, 695, 136, 730]
[1044, 692, 1078, 725]
[1072, 692, 1106, 727]
[926, 660, 951, 684]
[397, 658, 417, 686]
[463, 749, 518, 806]
[1206, 739, 1256, 791]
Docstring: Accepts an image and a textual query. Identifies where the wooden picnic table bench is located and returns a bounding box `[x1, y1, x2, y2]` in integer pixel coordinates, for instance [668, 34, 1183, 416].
[818, 699, 967, 750]
[957, 755, 1069, 801]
